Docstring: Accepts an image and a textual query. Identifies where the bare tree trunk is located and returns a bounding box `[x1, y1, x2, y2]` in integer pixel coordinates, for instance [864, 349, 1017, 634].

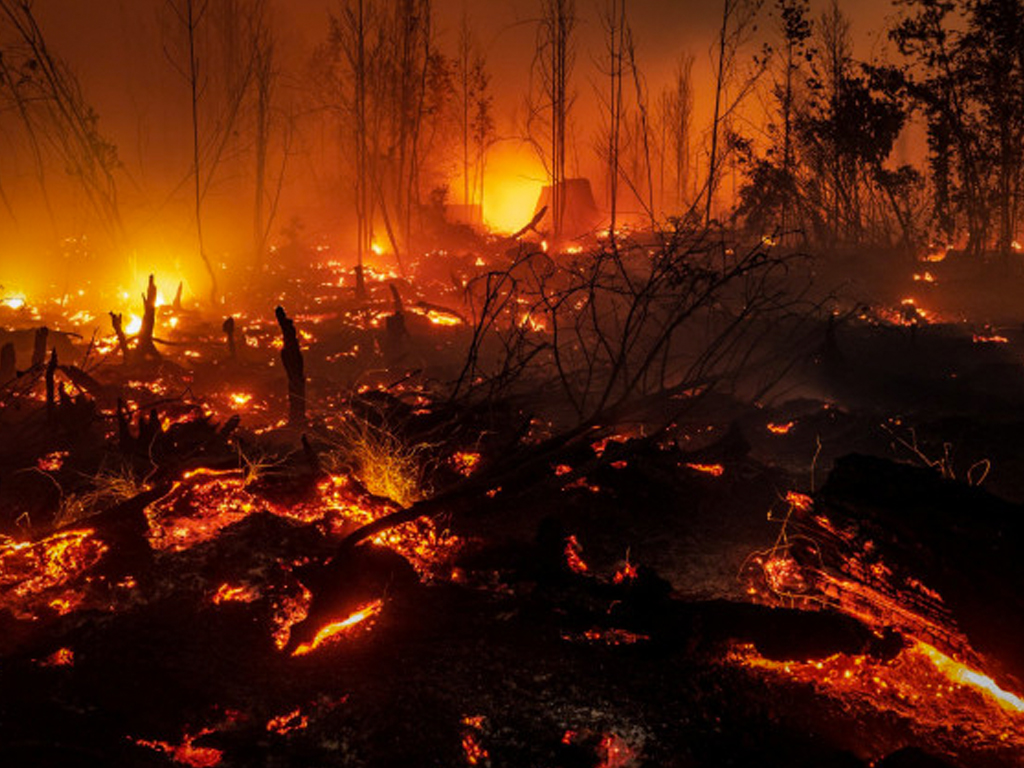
[706, 0, 731, 228]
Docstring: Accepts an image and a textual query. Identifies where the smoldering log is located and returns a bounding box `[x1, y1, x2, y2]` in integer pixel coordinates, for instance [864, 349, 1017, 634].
[274, 305, 306, 425]
[814, 453, 1024, 690]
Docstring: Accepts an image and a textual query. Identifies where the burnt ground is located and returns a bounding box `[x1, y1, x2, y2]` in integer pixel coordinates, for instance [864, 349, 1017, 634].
[4, 252, 1024, 767]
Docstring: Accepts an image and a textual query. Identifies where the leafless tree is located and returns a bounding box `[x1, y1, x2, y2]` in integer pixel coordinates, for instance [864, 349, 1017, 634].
[529, 0, 576, 239]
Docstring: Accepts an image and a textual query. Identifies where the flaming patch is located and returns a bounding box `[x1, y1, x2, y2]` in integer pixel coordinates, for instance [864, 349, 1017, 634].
[564, 535, 589, 574]
[685, 462, 724, 477]
[0, 529, 107, 619]
[972, 334, 1009, 344]
[732, 639, 1024, 748]
[766, 421, 795, 435]
[461, 715, 489, 765]
[266, 708, 309, 735]
[135, 728, 223, 767]
[40, 647, 74, 667]
[211, 583, 260, 605]
[291, 599, 383, 657]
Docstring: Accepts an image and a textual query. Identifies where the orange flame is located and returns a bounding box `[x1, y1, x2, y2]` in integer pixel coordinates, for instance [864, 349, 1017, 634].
[564, 535, 589, 574]
[767, 421, 795, 435]
[685, 462, 724, 477]
[291, 599, 383, 657]
[135, 728, 223, 767]
[266, 708, 309, 735]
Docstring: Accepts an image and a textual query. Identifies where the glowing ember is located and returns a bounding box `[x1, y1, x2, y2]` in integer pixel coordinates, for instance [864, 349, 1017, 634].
[271, 583, 312, 650]
[135, 728, 223, 767]
[597, 732, 637, 768]
[562, 628, 650, 646]
[266, 708, 309, 735]
[40, 647, 75, 667]
[2, 295, 26, 310]
[451, 451, 481, 476]
[613, 560, 638, 584]
[424, 308, 463, 326]
[564, 534, 589, 574]
[785, 490, 813, 512]
[766, 421, 795, 435]
[37, 450, 69, 471]
[685, 462, 724, 477]
[290, 599, 383, 657]
[228, 392, 253, 406]
[461, 715, 489, 765]
[124, 313, 143, 335]
[972, 334, 1009, 344]
[0, 529, 108, 619]
[211, 583, 260, 605]
[145, 470, 257, 552]
[917, 641, 1024, 713]
[732, 640, 1024, 748]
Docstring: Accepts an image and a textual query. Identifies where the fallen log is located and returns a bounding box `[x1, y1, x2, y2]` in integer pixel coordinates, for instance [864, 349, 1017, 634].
[813, 453, 1024, 692]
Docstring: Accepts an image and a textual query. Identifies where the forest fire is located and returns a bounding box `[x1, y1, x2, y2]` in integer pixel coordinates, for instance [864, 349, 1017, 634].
[7, 0, 1024, 765]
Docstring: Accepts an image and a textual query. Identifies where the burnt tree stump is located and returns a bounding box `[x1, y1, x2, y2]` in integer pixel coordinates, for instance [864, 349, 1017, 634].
[222, 317, 237, 359]
[0, 342, 14, 382]
[31, 326, 48, 368]
[275, 305, 306, 425]
[136, 274, 161, 361]
[45, 348, 57, 419]
[109, 312, 129, 364]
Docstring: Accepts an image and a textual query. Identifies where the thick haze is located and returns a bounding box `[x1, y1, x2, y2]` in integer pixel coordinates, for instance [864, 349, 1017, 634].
[2, 0, 900, 302]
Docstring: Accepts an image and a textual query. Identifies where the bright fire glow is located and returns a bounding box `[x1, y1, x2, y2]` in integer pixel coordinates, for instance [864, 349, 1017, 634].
[732, 639, 1024, 749]
[767, 421, 795, 435]
[480, 144, 546, 233]
[917, 641, 1024, 712]
[211, 583, 259, 605]
[291, 599, 383, 657]
[2, 295, 26, 310]
[0, 529, 108, 619]
[228, 392, 253, 407]
[124, 313, 143, 335]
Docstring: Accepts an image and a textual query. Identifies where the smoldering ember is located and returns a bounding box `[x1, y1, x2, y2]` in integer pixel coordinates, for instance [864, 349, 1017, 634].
[6, 0, 1024, 766]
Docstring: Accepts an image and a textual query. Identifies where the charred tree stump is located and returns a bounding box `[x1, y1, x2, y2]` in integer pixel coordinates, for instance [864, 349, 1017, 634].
[275, 306, 306, 425]
[110, 312, 129, 364]
[222, 317, 237, 359]
[31, 326, 48, 368]
[354, 263, 367, 300]
[384, 283, 410, 358]
[173, 281, 184, 311]
[45, 348, 57, 419]
[0, 342, 14, 383]
[136, 274, 161, 361]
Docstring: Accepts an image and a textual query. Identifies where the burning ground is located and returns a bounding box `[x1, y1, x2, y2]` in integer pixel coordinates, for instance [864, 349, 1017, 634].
[4, 236, 1024, 767]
